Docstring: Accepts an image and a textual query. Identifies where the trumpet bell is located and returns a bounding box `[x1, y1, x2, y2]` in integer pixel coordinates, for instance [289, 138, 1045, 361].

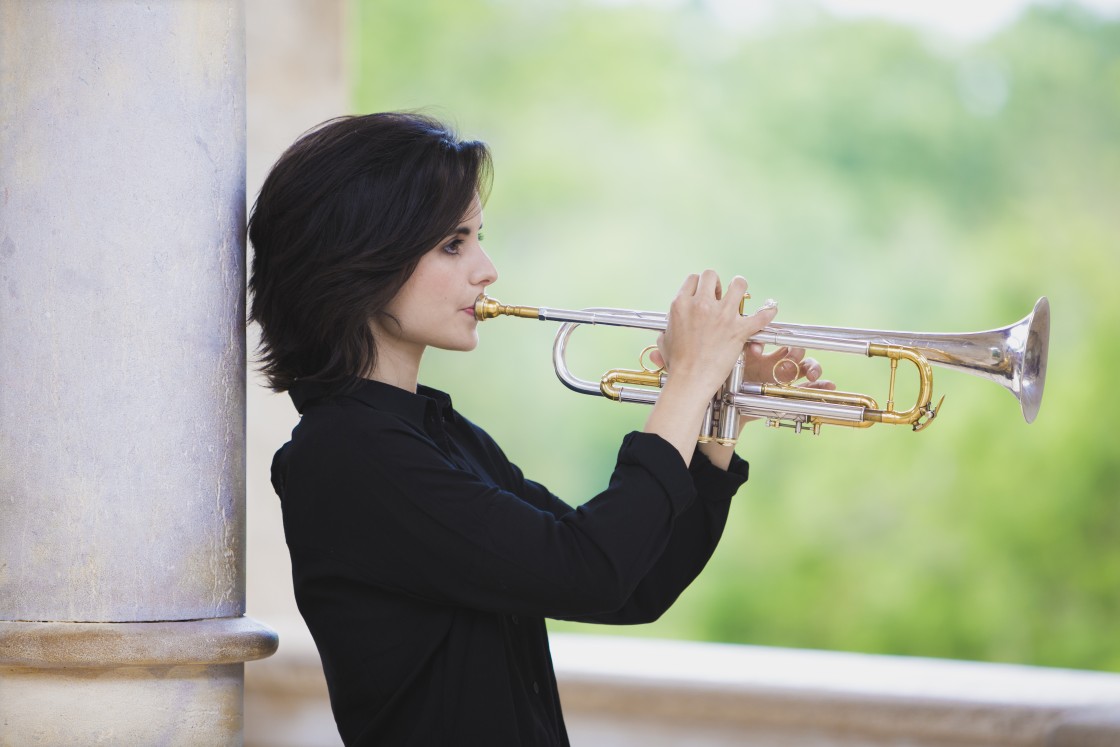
[1019, 297, 1050, 424]
[969, 296, 1049, 424]
[763, 297, 1050, 424]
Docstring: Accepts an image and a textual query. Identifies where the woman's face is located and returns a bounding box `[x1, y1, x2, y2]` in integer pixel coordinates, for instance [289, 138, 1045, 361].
[377, 197, 498, 356]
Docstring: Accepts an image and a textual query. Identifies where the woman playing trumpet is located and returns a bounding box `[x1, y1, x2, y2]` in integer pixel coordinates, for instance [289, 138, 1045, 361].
[248, 112, 833, 746]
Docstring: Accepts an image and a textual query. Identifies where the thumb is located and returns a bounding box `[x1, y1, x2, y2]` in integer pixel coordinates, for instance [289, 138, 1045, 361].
[742, 300, 778, 336]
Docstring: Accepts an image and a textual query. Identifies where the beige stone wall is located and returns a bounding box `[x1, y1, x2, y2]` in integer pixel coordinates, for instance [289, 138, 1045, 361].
[243, 1, 349, 744]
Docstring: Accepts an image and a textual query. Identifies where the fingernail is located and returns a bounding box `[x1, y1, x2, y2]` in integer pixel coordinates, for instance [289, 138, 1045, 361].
[756, 298, 777, 313]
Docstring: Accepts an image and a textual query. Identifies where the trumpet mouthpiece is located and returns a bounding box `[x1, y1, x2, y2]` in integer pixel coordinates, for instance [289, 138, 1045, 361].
[474, 294, 539, 321]
[474, 294, 501, 320]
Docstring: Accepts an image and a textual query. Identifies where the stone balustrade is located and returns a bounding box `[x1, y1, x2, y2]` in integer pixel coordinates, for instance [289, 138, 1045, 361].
[244, 625, 1120, 746]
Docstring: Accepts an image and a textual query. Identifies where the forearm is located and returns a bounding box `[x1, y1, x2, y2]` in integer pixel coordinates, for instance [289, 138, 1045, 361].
[565, 450, 745, 625]
[641, 375, 715, 466]
[649, 382, 747, 471]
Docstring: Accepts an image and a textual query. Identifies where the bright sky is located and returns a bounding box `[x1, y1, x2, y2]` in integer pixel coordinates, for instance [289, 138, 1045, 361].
[599, 0, 1120, 39]
[810, 0, 1120, 38]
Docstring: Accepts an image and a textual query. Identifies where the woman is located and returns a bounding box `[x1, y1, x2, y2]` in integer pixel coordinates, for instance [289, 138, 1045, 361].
[248, 112, 830, 746]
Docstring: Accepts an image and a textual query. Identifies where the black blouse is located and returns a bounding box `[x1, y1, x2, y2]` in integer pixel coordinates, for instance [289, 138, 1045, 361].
[272, 377, 748, 746]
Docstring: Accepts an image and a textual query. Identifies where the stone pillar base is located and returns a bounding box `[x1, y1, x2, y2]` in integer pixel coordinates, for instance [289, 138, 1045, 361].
[0, 617, 278, 746]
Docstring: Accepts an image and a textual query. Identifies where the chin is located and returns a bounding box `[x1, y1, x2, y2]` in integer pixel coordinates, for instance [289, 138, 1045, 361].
[441, 335, 479, 352]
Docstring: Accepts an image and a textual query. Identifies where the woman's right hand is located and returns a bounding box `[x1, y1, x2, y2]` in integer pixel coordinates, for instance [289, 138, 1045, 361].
[642, 270, 778, 465]
[656, 270, 778, 398]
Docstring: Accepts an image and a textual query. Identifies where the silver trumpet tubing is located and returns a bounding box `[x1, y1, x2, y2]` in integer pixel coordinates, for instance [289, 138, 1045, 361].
[474, 294, 1050, 439]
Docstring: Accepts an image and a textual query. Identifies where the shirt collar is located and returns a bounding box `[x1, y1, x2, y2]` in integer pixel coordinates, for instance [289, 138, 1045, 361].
[289, 377, 454, 425]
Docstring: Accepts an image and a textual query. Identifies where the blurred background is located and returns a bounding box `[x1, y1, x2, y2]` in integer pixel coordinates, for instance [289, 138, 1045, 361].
[360, 0, 1120, 671]
[246, 4, 1120, 725]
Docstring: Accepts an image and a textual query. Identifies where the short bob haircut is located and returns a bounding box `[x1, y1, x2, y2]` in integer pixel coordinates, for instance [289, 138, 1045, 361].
[247, 112, 492, 393]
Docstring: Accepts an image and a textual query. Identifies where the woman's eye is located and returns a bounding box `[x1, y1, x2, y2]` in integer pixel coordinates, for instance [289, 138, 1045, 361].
[443, 240, 462, 255]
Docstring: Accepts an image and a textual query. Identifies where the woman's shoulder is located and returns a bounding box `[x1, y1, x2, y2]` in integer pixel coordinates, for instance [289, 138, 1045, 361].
[286, 398, 432, 464]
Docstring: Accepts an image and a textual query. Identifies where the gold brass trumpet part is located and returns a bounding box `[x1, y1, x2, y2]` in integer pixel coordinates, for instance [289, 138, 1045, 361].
[474, 293, 1050, 437]
[600, 346, 667, 401]
[601, 367, 664, 401]
[474, 296, 539, 320]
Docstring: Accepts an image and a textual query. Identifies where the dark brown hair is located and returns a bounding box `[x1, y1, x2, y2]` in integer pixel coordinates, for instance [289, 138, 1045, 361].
[247, 112, 492, 392]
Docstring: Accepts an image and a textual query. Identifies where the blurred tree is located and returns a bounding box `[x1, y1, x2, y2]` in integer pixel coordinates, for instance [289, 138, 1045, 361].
[353, 0, 1120, 671]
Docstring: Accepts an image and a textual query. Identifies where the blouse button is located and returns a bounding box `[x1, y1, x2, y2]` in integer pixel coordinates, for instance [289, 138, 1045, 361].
[511, 615, 519, 625]
[533, 681, 540, 694]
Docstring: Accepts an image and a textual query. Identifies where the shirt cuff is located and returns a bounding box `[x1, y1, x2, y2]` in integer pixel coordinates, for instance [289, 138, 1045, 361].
[617, 431, 697, 516]
[689, 449, 749, 500]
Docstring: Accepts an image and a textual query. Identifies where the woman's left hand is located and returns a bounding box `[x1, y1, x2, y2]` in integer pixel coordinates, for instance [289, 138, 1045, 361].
[741, 342, 836, 392]
[649, 338, 838, 469]
[649, 342, 837, 391]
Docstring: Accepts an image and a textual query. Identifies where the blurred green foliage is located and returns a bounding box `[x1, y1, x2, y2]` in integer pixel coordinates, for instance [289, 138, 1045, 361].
[353, 0, 1120, 671]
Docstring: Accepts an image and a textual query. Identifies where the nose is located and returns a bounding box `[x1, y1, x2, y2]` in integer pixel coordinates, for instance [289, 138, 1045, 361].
[472, 246, 498, 287]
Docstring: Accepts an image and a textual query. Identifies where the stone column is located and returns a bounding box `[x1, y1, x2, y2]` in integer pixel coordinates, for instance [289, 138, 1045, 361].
[0, 1, 276, 744]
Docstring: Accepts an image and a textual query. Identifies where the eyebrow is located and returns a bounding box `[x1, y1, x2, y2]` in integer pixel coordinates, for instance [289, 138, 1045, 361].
[453, 222, 482, 236]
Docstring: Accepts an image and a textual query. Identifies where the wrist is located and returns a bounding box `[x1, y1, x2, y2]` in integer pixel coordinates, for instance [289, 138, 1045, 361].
[661, 369, 720, 405]
[698, 439, 735, 470]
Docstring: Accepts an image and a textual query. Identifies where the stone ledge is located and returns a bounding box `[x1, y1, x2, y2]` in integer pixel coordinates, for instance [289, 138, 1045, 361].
[1048, 708, 1120, 747]
[0, 616, 279, 669]
[550, 634, 1120, 746]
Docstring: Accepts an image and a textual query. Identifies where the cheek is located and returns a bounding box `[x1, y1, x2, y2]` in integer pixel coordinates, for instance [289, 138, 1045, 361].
[393, 264, 437, 310]
[390, 252, 469, 329]
[407, 258, 455, 298]
[426, 267, 459, 300]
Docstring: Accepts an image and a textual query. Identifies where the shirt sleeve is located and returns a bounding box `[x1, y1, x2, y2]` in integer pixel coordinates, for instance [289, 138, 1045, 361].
[457, 422, 747, 623]
[448, 417, 748, 624]
[471, 427, 749, 625]
[562, 448, 748, 625]
[281, 415, 702, 619]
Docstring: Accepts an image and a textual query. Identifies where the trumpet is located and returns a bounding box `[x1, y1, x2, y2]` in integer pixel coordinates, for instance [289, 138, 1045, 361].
[474, 293, 1050, 440]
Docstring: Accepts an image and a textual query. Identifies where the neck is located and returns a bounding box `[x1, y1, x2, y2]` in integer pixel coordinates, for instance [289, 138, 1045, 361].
[366, 344, 424, 393]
